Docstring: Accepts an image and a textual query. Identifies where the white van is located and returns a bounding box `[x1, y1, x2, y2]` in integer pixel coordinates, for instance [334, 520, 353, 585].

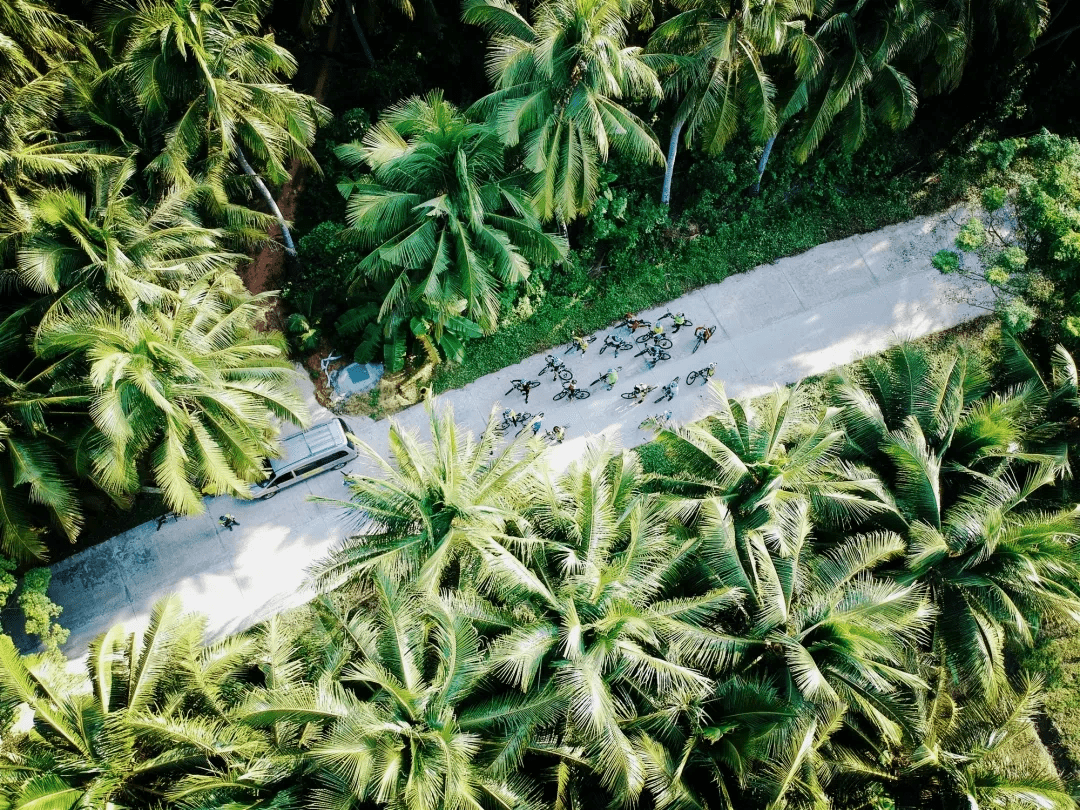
[253, 418, 358, 499]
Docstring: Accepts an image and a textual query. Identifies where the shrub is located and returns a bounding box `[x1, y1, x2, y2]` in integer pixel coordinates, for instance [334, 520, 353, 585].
[18, 568, 70, 656]
[933, 250, 962, 273]
[956, 217, 987, 251]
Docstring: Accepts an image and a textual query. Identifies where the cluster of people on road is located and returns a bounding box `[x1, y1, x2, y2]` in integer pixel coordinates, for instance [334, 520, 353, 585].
[501, 311, 722, 441]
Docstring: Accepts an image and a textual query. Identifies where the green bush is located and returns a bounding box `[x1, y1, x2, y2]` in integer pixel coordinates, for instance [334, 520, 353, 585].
[956, 217, 987, 251]
[18, 568, 69, 656]
[933, 249, 962, 273]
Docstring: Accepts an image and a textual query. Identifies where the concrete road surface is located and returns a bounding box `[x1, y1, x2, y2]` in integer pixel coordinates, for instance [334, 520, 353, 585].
[32, 204, 994, 656]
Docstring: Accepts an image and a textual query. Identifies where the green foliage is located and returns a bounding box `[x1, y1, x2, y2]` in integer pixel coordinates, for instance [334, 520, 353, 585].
[982, 185, 1008, 211]
[933, 249, 961, 273]
[956, 217, 987, 251]
[17, 568, 68, 656]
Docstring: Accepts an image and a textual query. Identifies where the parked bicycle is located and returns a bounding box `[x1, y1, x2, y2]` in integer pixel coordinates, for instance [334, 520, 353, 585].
[615, 312, 652, 333]
[635, 331, 673, 349]
[538, 354, 573, 381]
[639, 411, 673, 431]
[692, 325, 717, 354]
[564, 335, 597, 355]
[621, 383, 656, 403]
[600, 333, 634, 358]
[505, 379, 540, 403]
[553, 379, 590, 401]
[635, 345, 671, 368]
[686, 363, 716, 386]
[658, 311, 693, 333]
[655, 377, 680, 403]
[591, 366, 622, 391]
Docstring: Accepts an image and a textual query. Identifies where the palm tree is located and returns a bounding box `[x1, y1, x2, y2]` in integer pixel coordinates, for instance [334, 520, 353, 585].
[13, 165, 244, 329]
[335, 91, 566, 366]
[100, 0, 329, 254]
[0, 596, 226, 806]
[484, 446, 742, 805]
[0, 307, 81, 560]
[297, 575, 546, 810]
[34, 272, 308, 514]
[904, 670, 1073, 810]
[311, 400, 544, 596]
[648, 0, 822, 204]
[833, 343, 1080, 693]
[464, 0, 665, 224]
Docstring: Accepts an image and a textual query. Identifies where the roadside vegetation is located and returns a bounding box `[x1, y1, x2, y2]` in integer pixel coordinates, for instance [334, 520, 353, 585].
[3, 334, 1080, 809]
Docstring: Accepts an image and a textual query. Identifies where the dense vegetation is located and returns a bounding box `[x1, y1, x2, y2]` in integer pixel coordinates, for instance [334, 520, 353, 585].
[4, 337, 1080, 809]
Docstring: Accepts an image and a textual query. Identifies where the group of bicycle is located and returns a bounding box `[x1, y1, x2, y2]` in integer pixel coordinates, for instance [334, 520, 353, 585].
[501, 311, 721, 436]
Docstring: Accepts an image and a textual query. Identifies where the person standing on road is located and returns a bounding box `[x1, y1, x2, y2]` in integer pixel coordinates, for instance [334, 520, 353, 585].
[531, 413, 544, 436]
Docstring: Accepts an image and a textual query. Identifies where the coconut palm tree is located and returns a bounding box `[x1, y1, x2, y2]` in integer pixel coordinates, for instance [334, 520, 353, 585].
[648, 0, 822, 204]
[13, 164, 244, 329]
[833, 343, 1080, 693]
[0, 307, 82, 560]
[904, 670, 1073, 810]
[464, 0, 665, 223]
[484, 446, 742, 805]
[298, 575, 546, 810]
[311, 400, 545, 597]
[335, 91, 566, 366]
[33, 271, 308, 514]
[100, 0, 329, 254]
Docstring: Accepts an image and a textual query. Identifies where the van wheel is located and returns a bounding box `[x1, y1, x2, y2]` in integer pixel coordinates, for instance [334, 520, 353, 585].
[259, 490, 278, 500]
[330, 462, 347, 471]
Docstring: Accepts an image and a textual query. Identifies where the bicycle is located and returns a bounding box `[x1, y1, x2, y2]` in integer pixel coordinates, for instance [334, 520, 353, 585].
[590, 367, 622, 391]
[600, 334, 634, 358]
[692, 325, 717, 354]
[634, 332, 674, 349]
[686, 363, 716, 386]
[538, 355, 574, 381]
[621, 384, 656, 403]
[659, 312, 693, 333]
[635, 346, 671, 367]
[552, 379, 590, 401]
[639, 411, 673, 431]
[517, 412, 545, 437]
[655, 377, 680, 403]
[614, 313, 652, 333]
[506, 379, 541, 403]
[564, 335, 597, 355]
[544, 426, 568, 444]
[498, 410, 533, 432]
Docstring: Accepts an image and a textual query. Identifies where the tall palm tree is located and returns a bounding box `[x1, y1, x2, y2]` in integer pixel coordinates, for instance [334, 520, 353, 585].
[648, 0, 822, 204]
[291, 576, 546, 810]
[311, 400, 545, 597]
[13, 164, 244, 329]
[100, 0, 330, 254]
[0, 307, 81, 560]
[335, 91, 566, 366]
[464, 0, 665, 224]
[34, 272, 308, 514]
[485, 447, 742, 805]
[833, 343, 1080, 693]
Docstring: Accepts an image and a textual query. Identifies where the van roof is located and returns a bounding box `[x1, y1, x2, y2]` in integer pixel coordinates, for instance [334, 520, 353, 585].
[270, 419, 346, 474]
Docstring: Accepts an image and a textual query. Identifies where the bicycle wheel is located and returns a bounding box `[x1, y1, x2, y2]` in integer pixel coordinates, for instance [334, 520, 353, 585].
[656, 337, 673, 350]
[553, 389, 568, 402]
[557, 368, 573, 382]
[659, 351, 671, 362]
[636, 333, 653, 344]
[572, 389, 591, 400]
[620, 392, 638, 400]
[686, 371, 699, 386]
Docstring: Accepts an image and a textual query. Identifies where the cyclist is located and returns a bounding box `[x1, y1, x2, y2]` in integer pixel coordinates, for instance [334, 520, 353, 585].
[603, 334, 628, 355]
[694, 324, 715, 345]
[671, 312, 689, 332]
[502, 408, 518, 426]
[519, 380, 539, 403]
[219, 514, 239, 531]
[704, 362, 716, 381]
[657, 377, 679, 402]
[641, 345, 665, 367]
[604, 367, 619, 389]
[632, 383, 653, 403]
[550, 425, 566, 443]
[650, 322, 665, 338]
[573, 335, 590, 354]
[563, 378, 580, 396]
[542, 354, 565, 373]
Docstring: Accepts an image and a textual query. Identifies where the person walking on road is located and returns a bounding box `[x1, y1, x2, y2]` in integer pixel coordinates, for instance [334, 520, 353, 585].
[531, 413, 544, 436]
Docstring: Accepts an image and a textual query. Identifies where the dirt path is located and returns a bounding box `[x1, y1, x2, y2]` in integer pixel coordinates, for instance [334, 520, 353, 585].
[240, 15, 341, 308]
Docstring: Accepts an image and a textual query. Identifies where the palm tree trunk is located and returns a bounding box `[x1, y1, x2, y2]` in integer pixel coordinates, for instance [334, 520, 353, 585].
[661, 116, 686, 206]
[346, 0, 376, 67]
[235, 145, 297, 257]
[751, 134, 776, 195]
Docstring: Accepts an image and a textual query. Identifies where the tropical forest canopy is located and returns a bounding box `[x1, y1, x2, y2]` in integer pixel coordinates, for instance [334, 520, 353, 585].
[2, 0, 1080, 806]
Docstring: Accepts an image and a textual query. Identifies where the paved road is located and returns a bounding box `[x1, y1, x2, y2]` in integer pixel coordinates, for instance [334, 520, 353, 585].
[36, 205, 993, 655]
